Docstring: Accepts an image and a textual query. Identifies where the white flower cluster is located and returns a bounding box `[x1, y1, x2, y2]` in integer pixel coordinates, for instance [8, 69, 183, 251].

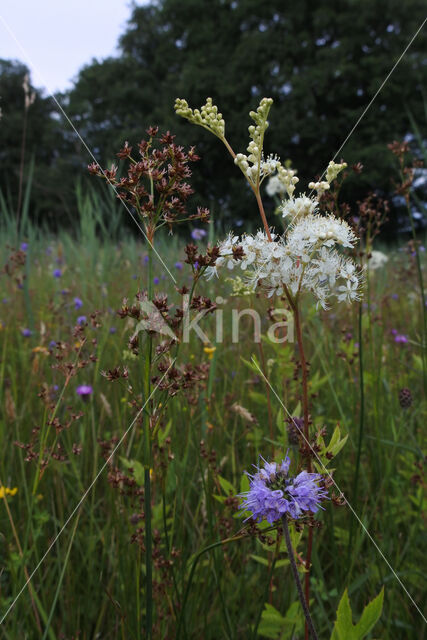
[368, 250, 388, 271]
[206, 211, 362, 308]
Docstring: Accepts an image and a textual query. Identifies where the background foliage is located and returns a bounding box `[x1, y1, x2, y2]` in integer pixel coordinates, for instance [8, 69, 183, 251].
[0, 0, 426, 232]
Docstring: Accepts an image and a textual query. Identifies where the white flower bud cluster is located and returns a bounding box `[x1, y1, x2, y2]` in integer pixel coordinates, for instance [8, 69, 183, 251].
[174, 97, 225, 138]
[234, 98, 275, 186]
[206, 213, 362, 308]
[326, 161, 347, 183]
[308, 180, 330, 196]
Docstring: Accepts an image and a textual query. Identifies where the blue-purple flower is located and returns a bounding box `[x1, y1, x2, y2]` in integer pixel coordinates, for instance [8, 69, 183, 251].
[20, 242, 29, 252]
[77, 315, 87, 325]
[174, 261, 183, 270]
[73, 297, 83, 310]
[76, 384, 93, 397]
[191, 228, 207, 241]
[21, 328, 32, 338]
[153, 276, 160, 284]
[239, 456, 327, 524]
[53, 269, 62, 278]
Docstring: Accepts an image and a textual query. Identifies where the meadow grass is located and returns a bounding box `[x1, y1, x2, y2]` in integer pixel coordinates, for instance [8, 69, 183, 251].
[0, 199, 425, 639]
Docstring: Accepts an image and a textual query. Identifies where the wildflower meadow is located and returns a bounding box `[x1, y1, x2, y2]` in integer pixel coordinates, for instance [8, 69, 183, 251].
[0, 4, 426, 638]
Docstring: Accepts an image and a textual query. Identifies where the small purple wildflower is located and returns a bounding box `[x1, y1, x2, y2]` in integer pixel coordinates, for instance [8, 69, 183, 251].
[109, 327, 117, 334]
[77, 315, 87, 325]
[61, 289, 69, 296]
[21, 328, 32, 337]
[391, 294, 398, 300]
[132, 274, 137, 280]
[191, 228, 207, 241]
[153, 277, 160, 284]
[394, 333, 408, 344]
[194, 261, 199, 270]
[174, 261, 183, 270]
[49, 340, 57, 349]
[74, 297, 83, 309]
[76, 384, 93, 397]
[144, 255, 149, 264]
[20, 242, 29, 252]
[2, 298, 8, 304]
[53, 269, 62, 278]
[239, 455, 328, 524]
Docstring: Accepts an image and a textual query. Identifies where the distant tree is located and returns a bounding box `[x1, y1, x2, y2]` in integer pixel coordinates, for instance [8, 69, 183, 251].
[0, 59, 71, 225]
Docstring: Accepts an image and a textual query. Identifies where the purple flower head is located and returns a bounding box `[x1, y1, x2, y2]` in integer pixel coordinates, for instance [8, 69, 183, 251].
[49, 340, 57, 349]
[21, 328, 32, 338]
[132, 274, 137, 280]
[191, 228, 207, 241]
[391, 294, 399, 300]
[76, 384, 93, 397]
[61, 289, 69, 296]
[2, 298, 8, 304]
[194, 261, 199, 271]
[144, 255, 149, 264]
[239, 455, 328, 524]
[394, 333, 408, 344]
[74, 297, 83, 310]
[77, 315, 87, 325]
[174, 261, 183, 270]
[20, 242, 29, 252]
[109, 327, 117, 334]
[53, 269, 62, 278]
[153, 276, 160, 284]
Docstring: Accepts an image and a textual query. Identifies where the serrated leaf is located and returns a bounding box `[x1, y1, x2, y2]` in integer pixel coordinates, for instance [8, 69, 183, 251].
[331, 588, 384, 640]
[331, 589, 355, 640]
[354, 588, 384, 637]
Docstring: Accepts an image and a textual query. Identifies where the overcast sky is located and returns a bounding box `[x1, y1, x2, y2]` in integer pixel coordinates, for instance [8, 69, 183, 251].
[0, 1, 149, 94]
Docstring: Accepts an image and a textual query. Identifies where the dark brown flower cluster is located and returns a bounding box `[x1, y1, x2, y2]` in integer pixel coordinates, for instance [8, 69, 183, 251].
[88, 127, 209, 239]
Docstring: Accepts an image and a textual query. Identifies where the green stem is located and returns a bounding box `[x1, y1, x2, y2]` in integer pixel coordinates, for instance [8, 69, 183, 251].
[281, 515, 319, 640]
[348, 302, 364, 568]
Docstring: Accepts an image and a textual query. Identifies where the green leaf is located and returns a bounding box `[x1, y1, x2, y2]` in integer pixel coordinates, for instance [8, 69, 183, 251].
[120, 457, 145, 486]
[331, 589, 355, 640]
[331, 588, 384, 640]
[354, 588, 384, 637]
[218, 474, 235, 496]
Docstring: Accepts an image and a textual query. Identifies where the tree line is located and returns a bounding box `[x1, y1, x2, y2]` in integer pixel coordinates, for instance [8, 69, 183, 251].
[0, 0, 426, 234]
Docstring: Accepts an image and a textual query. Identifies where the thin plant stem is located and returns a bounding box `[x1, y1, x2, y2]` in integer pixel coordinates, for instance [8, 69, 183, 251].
[142, 232, 154, 639]
[348, 301, 365, 570]
[281, 515, 319, 640]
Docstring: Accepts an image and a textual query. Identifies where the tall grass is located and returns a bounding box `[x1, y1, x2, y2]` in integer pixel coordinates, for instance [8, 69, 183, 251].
[0, 188, 425, 639]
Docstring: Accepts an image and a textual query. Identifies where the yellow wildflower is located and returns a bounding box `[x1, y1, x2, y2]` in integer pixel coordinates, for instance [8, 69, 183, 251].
[204, 345, 217, 360]
[0, 486, 18, 499]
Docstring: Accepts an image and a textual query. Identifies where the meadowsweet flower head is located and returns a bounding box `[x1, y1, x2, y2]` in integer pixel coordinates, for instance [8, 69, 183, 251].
[239, 455, 327, 524]
[368, 250, 388, 270]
